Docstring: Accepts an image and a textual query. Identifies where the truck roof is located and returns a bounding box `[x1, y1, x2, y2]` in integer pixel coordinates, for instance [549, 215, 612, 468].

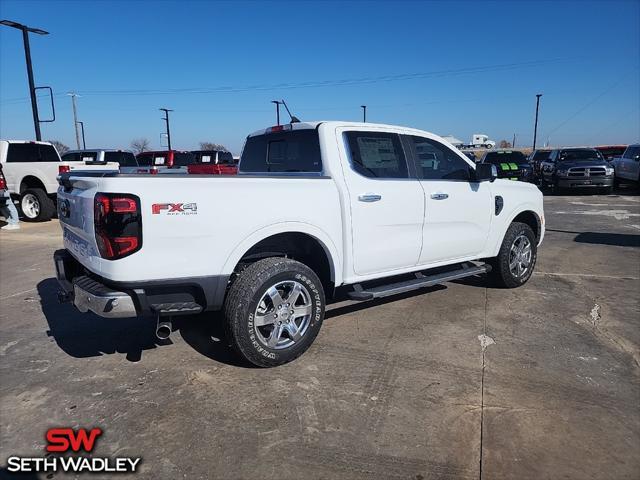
[247, 121, 440, 139]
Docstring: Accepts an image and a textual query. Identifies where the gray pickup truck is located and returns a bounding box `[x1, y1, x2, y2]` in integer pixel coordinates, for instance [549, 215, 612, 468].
[540, 147, 614, 194]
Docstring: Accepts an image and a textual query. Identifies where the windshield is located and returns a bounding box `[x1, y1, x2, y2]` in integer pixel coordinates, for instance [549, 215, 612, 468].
[483, 151, 528, 166]
[559, 149, 603, 162]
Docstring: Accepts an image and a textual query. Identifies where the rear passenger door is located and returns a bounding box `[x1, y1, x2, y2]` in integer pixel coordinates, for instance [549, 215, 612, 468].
[338, 129, 425, 276]
[408, 135, 492, 264]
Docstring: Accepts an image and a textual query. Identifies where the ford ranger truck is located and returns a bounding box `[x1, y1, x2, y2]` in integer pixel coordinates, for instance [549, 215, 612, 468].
[54, 121, 545, 367]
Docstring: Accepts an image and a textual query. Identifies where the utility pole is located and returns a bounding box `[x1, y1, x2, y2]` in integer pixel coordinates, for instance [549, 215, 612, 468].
[512, 133, 516, 148]
[361, 105, 367, 122]
[271, 100, 282, 125]
[532, 93, 542, 150]
[68, 92, 81, 149]
[159, 108, 173, 150]
[76, 121, 86, 149]
[1, 20, 50, 140]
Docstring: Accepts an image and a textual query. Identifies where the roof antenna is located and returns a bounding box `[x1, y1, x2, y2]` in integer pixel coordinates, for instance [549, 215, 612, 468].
[281, 100, 300, 123]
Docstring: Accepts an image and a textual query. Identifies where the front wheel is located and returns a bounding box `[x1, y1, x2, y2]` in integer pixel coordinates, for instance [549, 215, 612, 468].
[488, 222, 537, 288]
[224, 257, 325, 367]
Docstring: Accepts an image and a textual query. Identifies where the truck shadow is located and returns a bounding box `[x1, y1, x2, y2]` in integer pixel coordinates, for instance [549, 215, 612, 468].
[37, 278, 170, 363]
[546, 229, 640, 248]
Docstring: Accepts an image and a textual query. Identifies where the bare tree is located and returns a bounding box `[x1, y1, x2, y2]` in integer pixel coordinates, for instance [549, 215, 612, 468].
[130, 138, 150, 154]
[499, 140, 512, 148]
[48, 140, 70, 154]
[199, 142, 229, 152]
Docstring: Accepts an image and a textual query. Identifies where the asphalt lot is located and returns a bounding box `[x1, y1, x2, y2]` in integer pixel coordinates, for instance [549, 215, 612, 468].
[1, 190, 639, 479]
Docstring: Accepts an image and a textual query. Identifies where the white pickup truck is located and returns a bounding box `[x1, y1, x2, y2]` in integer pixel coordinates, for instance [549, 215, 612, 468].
[54, 121, 544, 367]
[0, 140, 118, 221]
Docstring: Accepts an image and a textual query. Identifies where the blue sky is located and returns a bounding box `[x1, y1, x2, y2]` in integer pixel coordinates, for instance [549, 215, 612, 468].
[1, 0, 638, 154]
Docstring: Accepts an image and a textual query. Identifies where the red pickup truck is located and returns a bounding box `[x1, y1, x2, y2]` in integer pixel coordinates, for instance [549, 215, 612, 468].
[188, 150, 238, 175]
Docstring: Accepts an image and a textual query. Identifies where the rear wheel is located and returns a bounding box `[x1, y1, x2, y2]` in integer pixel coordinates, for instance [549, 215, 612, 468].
[20, 188, 55, 222]
[488, 222, 537, 288]
[224, 257, 325, 367]
[602, 186, 613, 195]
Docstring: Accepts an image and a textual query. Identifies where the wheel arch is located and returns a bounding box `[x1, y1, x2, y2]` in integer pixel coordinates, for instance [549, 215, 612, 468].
[222, 223, 342, 296]
[19, 175, 47, 193]
[489, 207, 542, 257]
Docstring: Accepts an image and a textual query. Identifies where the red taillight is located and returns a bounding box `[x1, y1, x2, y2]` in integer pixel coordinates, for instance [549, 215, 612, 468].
[166, 152, 174, 167]
[59, 165, 71, 174]
[94, 193, 142, 260]
[149, 167, 159, 175]
[111, 197, 137, 213]
[0, 176, 6, 190]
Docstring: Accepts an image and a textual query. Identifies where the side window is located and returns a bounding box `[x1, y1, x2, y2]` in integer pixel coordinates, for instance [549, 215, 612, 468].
[410, 136, 470, 181]
[344, 131, 408, 179]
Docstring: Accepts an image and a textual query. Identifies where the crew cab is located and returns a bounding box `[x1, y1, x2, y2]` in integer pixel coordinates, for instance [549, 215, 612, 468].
[0, 140, 118, 221]
[54, 121, 544, 367]
[540, 147, 614, 194]
[188, 150, 238, 175]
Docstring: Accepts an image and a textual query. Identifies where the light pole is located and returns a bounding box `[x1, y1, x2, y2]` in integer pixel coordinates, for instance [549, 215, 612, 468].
[159, 108, 173, 150]
[0, 19, 49, 140]
[532, 93, 542, 150]
[68, 92, 82, 149]
[271, 100, 283, 126]
[76, 121, 86, 149]
[361, 105, 367, 122]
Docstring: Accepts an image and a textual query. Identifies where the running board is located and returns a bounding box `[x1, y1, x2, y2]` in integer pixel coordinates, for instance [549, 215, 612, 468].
[347, 262, 491, 301]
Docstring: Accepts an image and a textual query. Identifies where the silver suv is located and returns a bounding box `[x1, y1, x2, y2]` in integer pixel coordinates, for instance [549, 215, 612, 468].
[612, 144, 640, 187]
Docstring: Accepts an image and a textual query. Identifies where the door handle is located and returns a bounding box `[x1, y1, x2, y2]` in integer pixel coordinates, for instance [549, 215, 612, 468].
[430, 193, 449, 200]
[358, 193, 382, 202]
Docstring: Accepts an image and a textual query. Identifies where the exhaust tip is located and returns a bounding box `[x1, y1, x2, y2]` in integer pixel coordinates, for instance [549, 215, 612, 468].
[156, 322, 172, 340]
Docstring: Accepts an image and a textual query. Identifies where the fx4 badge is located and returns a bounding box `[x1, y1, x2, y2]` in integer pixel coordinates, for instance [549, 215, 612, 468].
[152, 203, 198, 215]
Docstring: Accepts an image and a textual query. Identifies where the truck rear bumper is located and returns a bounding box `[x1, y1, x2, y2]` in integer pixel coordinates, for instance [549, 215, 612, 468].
[54, 249, 229, 318]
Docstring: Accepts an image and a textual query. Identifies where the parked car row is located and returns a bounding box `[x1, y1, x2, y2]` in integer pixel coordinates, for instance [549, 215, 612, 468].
[0, 141, 239, 221]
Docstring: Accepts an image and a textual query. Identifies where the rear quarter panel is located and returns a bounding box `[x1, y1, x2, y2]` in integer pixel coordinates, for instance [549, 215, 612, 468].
[86, 176, 344, 284]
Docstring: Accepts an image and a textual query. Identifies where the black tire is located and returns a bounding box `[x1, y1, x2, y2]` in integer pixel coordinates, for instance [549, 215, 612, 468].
[223, 257, 325, 367]
[19, 188, 55, 222]
[613, 176, 620, 190]
[602, 186, 613, 195]
[488, 222, 537, 288]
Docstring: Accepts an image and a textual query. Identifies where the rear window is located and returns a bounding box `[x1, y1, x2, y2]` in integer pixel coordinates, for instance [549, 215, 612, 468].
[136, 154, 152, 166]
[172, 152, 195, 167]
[240, 130, 322, 173]
[6, 143, 60, 162]
[105, 151, 137, 167]
[559, 149, 603, 161]
[483, 151, 528, 165]
[193, 151, 235, 165]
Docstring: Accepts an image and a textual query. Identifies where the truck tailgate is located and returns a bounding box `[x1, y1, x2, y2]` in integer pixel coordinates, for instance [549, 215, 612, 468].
[57, 176, 102, 270]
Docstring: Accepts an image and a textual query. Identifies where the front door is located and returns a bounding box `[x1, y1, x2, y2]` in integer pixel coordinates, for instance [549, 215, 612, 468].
[407, 135, 492, 264]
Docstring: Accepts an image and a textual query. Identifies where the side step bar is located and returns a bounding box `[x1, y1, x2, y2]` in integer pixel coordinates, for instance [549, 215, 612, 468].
[347, 262, 491, 301]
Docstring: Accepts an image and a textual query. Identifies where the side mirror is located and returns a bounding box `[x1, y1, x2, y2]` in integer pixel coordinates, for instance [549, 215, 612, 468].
[474, 163, 497, 182]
